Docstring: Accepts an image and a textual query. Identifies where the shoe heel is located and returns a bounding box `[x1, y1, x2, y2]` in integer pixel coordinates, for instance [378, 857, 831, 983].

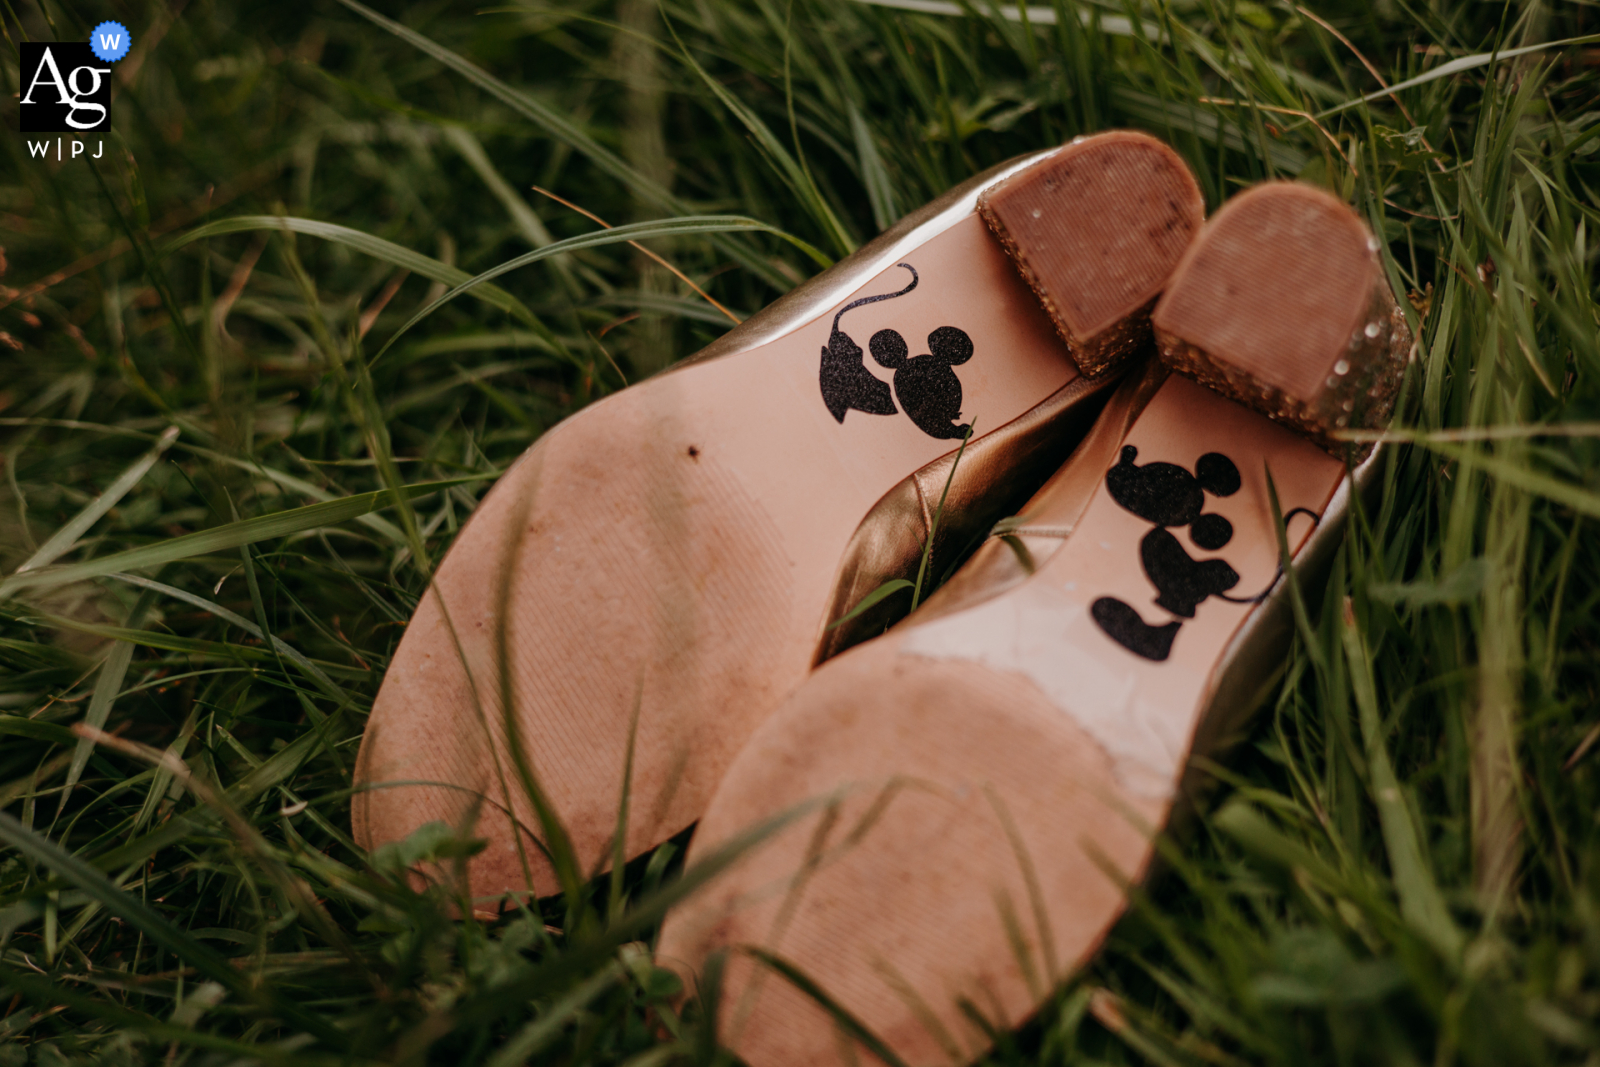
[1151, 182, 1411, 457]
[978, 130, 1204, 378]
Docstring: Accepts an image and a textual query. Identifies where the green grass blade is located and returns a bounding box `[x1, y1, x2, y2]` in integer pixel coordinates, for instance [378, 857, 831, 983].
[365, 216, 824, 367]
[848, 0, 1140, 37]
[1315, 33, 1600, 119]
[848, 102, 898, 231]
[666, 14, 856, 257]
[441, 125, 562, 251]
[0, 716, 78, 746]
[180, 443, 409, 545]
[332, 0, 673, 211]
[157, 215, 536, 324]
[825, 579, 914, 631]
[0, 963, 328, 1064]
[106, 573, 347, 700]
[1421, 440, 1600, 521]
[438, 796, 823, 1037]
[34, 613, 361, 677]
[0, 811, 347, 1047]
[742, 947, 913, 1067]
[1341, 602, 1464, 960]
[0, 474, 493, 599]
[57, 592, 151, 814]
[13, 426, 178, 574]
[483, 963, 624, 1067]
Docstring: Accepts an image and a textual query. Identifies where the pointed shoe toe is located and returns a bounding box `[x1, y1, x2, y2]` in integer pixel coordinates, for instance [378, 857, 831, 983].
[656, 181, 1412, 1066]
[354, 131, 1205, 900]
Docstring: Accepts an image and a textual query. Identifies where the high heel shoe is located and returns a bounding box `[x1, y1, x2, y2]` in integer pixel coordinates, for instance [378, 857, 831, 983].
[655, 181, 1411, 1067]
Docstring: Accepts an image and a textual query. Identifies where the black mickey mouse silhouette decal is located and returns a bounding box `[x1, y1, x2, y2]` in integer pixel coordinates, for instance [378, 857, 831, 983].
[1089, 446, 1318, 662]
[869, 325, 975, 440]
[818, 263, 976, 440]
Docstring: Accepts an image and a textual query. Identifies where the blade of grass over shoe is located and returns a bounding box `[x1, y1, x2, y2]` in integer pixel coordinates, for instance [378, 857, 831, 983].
[353, 131, 1206, 900]
[656, 181, 1412, 1067]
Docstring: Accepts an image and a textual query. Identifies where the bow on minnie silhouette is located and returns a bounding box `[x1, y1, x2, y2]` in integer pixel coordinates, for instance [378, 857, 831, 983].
[1090, 446, 1318, 662]
[818, 263, 976, 441]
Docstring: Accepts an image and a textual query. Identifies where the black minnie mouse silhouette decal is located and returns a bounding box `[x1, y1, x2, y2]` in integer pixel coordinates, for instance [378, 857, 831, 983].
[819, 270, 909, 423]
[1090, 446, 1316, 662]
[818, 263, 976, 440]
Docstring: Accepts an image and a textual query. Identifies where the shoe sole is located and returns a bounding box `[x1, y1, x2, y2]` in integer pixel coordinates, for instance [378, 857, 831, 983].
[353, 133, 1205, 900]
[656, 182, 1411, 1066]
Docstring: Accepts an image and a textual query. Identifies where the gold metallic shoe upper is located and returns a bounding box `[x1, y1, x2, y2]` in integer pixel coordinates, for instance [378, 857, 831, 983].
[812, 365, 1124, 663]
[672, 149, 1060, 373]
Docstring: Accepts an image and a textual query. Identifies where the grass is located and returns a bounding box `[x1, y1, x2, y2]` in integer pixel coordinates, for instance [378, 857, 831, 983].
[0, 0, 1598, 1062]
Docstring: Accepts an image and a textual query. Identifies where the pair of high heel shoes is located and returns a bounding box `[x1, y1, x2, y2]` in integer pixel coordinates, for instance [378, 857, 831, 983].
[353, 131, 1411, 1065]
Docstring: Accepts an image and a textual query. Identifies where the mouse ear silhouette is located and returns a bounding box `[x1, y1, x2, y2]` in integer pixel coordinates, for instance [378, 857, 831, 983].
[1195, 452, 1241, 497]
[869, 329, 909, 369]
[927, 326, 974, 365]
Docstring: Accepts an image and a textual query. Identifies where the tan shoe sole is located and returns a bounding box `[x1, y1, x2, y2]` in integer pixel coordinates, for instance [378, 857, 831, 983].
[655, 182, 1411, 1067]
[352, 132, 1205, 899]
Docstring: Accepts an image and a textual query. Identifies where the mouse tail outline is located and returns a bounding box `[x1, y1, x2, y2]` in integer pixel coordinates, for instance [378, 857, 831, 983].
[1215, 507, 1322, 604]
[830, 263, 918, 333]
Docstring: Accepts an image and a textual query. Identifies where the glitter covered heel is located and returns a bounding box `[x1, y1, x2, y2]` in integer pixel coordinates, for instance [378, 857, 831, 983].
[1152, 181, 1411, 456]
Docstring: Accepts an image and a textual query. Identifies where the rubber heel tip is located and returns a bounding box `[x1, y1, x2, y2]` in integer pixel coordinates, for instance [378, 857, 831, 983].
[979, 130, 1205, 377]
